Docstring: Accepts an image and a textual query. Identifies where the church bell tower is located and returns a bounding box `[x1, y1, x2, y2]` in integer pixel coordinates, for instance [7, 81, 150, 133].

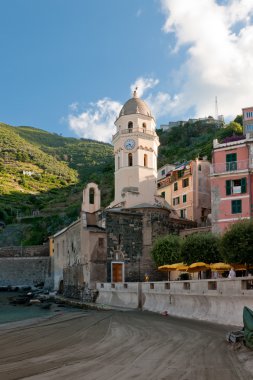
[110, 89, 160, 208]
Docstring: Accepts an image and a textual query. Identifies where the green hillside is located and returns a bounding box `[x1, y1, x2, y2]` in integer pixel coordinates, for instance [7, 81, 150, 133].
[157, 119, 243, 166]
[0, 123, 114, 246]
[0, 119, 243, 246]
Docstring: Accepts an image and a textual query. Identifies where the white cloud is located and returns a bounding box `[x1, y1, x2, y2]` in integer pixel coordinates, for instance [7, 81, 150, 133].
[68, 98, 122, 143]
[145, 92, 179, 118]
[160, 0, 253, 119]
[69, 102, 79, 112]
[130, 77, 159, 97]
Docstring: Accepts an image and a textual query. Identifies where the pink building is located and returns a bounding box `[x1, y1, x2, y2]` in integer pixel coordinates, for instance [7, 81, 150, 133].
[210, 120, 253, 233]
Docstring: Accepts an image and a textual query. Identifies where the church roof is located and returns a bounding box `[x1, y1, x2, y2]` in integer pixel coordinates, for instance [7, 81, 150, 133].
[119, 89, 152, 118]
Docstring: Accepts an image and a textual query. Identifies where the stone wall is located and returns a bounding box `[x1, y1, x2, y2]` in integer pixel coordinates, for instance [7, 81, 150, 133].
[0, 244, 49, 257]
[0, 257, 52, 288]
[106, 207, 196, 282]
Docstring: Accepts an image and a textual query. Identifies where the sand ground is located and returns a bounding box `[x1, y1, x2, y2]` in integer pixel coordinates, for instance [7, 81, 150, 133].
[0, 310, 252, 380]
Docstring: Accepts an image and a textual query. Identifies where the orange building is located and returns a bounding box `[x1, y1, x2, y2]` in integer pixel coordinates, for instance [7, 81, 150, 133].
[157, 158, 211, 225]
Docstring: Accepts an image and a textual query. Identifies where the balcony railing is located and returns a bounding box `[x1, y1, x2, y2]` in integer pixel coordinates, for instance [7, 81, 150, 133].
[112, 127, 156, 140]
[211, 160, 249, 174]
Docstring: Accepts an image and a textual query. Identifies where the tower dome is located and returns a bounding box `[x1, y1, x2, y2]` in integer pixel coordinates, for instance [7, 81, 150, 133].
[119, 89, 152, 118]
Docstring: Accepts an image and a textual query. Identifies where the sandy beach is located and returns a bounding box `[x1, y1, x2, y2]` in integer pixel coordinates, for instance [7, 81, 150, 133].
[0, 309, 252, 380]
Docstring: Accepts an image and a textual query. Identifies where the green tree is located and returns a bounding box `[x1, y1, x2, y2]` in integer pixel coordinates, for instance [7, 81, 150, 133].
[181, 233, 221, 265]
[151, 234, 182, 267]
[220, 220, 253, 265]
[234, 115, 243, 126]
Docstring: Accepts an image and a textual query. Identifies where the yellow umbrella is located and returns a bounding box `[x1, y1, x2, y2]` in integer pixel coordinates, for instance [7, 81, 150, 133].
[158, 263, 184, 280]
[210, 263, 231, 271]
[158, 263, 184, 271]
[232, 264, 246, 271]
[176, 264, 189, 271]
[188, 262, 210, 273]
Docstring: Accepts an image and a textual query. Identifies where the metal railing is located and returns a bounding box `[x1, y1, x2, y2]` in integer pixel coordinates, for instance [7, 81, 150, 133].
[112, 127, 156, 140]
[210, 160, 249, 174]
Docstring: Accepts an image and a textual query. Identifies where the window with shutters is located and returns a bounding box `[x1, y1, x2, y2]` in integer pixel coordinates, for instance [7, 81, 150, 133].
[174, 182, 178, 191]
[180, 209, 186, 219]
[231, 199, 242, 214]
[173, 196, 180, 205]
[182, 178, 189, 188]
[226, 153, 237, 171]
[183, 194, 187, 203]
[226, 178, 247, 195]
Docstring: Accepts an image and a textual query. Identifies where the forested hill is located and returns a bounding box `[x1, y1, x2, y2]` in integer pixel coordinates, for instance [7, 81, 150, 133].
[157, 118, 243, 166]
[0, 123, 114, 246]
[0, 119, 242, 246]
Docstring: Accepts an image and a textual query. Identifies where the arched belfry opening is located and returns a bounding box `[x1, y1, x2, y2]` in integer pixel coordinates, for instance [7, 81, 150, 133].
[89, 187, 95, 204]
[128, 121, 133, 132]
[128, 153, 133, 167]
[82, 182, 101, 213]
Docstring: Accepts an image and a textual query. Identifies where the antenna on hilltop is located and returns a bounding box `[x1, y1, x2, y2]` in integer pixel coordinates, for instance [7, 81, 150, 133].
[215, 96, 219, 120]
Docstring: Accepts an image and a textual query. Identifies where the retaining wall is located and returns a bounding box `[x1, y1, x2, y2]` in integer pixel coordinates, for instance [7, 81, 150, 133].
[0, 257, 52, 288]
[96, 277, 253, 326]
[0, 244, 49, 257]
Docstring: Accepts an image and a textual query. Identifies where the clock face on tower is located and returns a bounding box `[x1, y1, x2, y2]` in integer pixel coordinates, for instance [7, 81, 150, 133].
[124, 139, 136, 150]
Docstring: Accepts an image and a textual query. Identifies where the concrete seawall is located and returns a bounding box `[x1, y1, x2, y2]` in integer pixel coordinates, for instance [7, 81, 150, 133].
[96, 277, 253, 326]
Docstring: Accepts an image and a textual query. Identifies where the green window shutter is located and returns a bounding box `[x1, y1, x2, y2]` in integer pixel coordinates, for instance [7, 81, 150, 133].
[241, 177, 247, 193]
[183, 194, 187, 203]
[232, 200, 242, 214]
[226, 153, 237, 171]
[226, 180, 231, 195]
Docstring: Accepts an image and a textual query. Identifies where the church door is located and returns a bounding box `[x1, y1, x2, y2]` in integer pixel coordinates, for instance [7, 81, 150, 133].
[112, 262, 124, 282]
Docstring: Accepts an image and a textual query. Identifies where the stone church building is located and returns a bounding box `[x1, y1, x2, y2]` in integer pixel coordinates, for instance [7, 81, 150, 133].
[50, 91, 195, 297]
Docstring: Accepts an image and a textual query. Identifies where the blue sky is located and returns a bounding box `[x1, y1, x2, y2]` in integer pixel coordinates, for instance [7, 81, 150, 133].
[1, 0, 253, 142]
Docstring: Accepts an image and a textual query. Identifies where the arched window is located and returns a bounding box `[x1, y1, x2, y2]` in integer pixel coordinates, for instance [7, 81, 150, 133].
[89, 187, 95, 204]
[128, 121, 133, 132]
[128, 153, 133, 167]
[144, 154, 148, 167]
[142, 123, 147, 132]
[118, 156, 120, 170]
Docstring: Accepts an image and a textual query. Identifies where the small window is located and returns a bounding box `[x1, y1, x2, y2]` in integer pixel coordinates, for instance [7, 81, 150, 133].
[183, 194, 187, 203]
[231, 199, 242, 214]
[198, 164, 202, 171]
[89, 187, 95, 204]
[118, 156, 120, 170]
[182, 178, 189, 187]
[173, 197, 180, 205]
[128, 121, 133, 132]
[142, 123, 147, 132]
[161, 191, 165, 198]
[180, 209, 186, 219]
[128, 153, 133, 166]
[144, 154, 148, 167]
[174, 182, 178, 191]
[98, 238, 104, 247]
[178, 170, 184, 178]
[161, 169, 165, 176]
